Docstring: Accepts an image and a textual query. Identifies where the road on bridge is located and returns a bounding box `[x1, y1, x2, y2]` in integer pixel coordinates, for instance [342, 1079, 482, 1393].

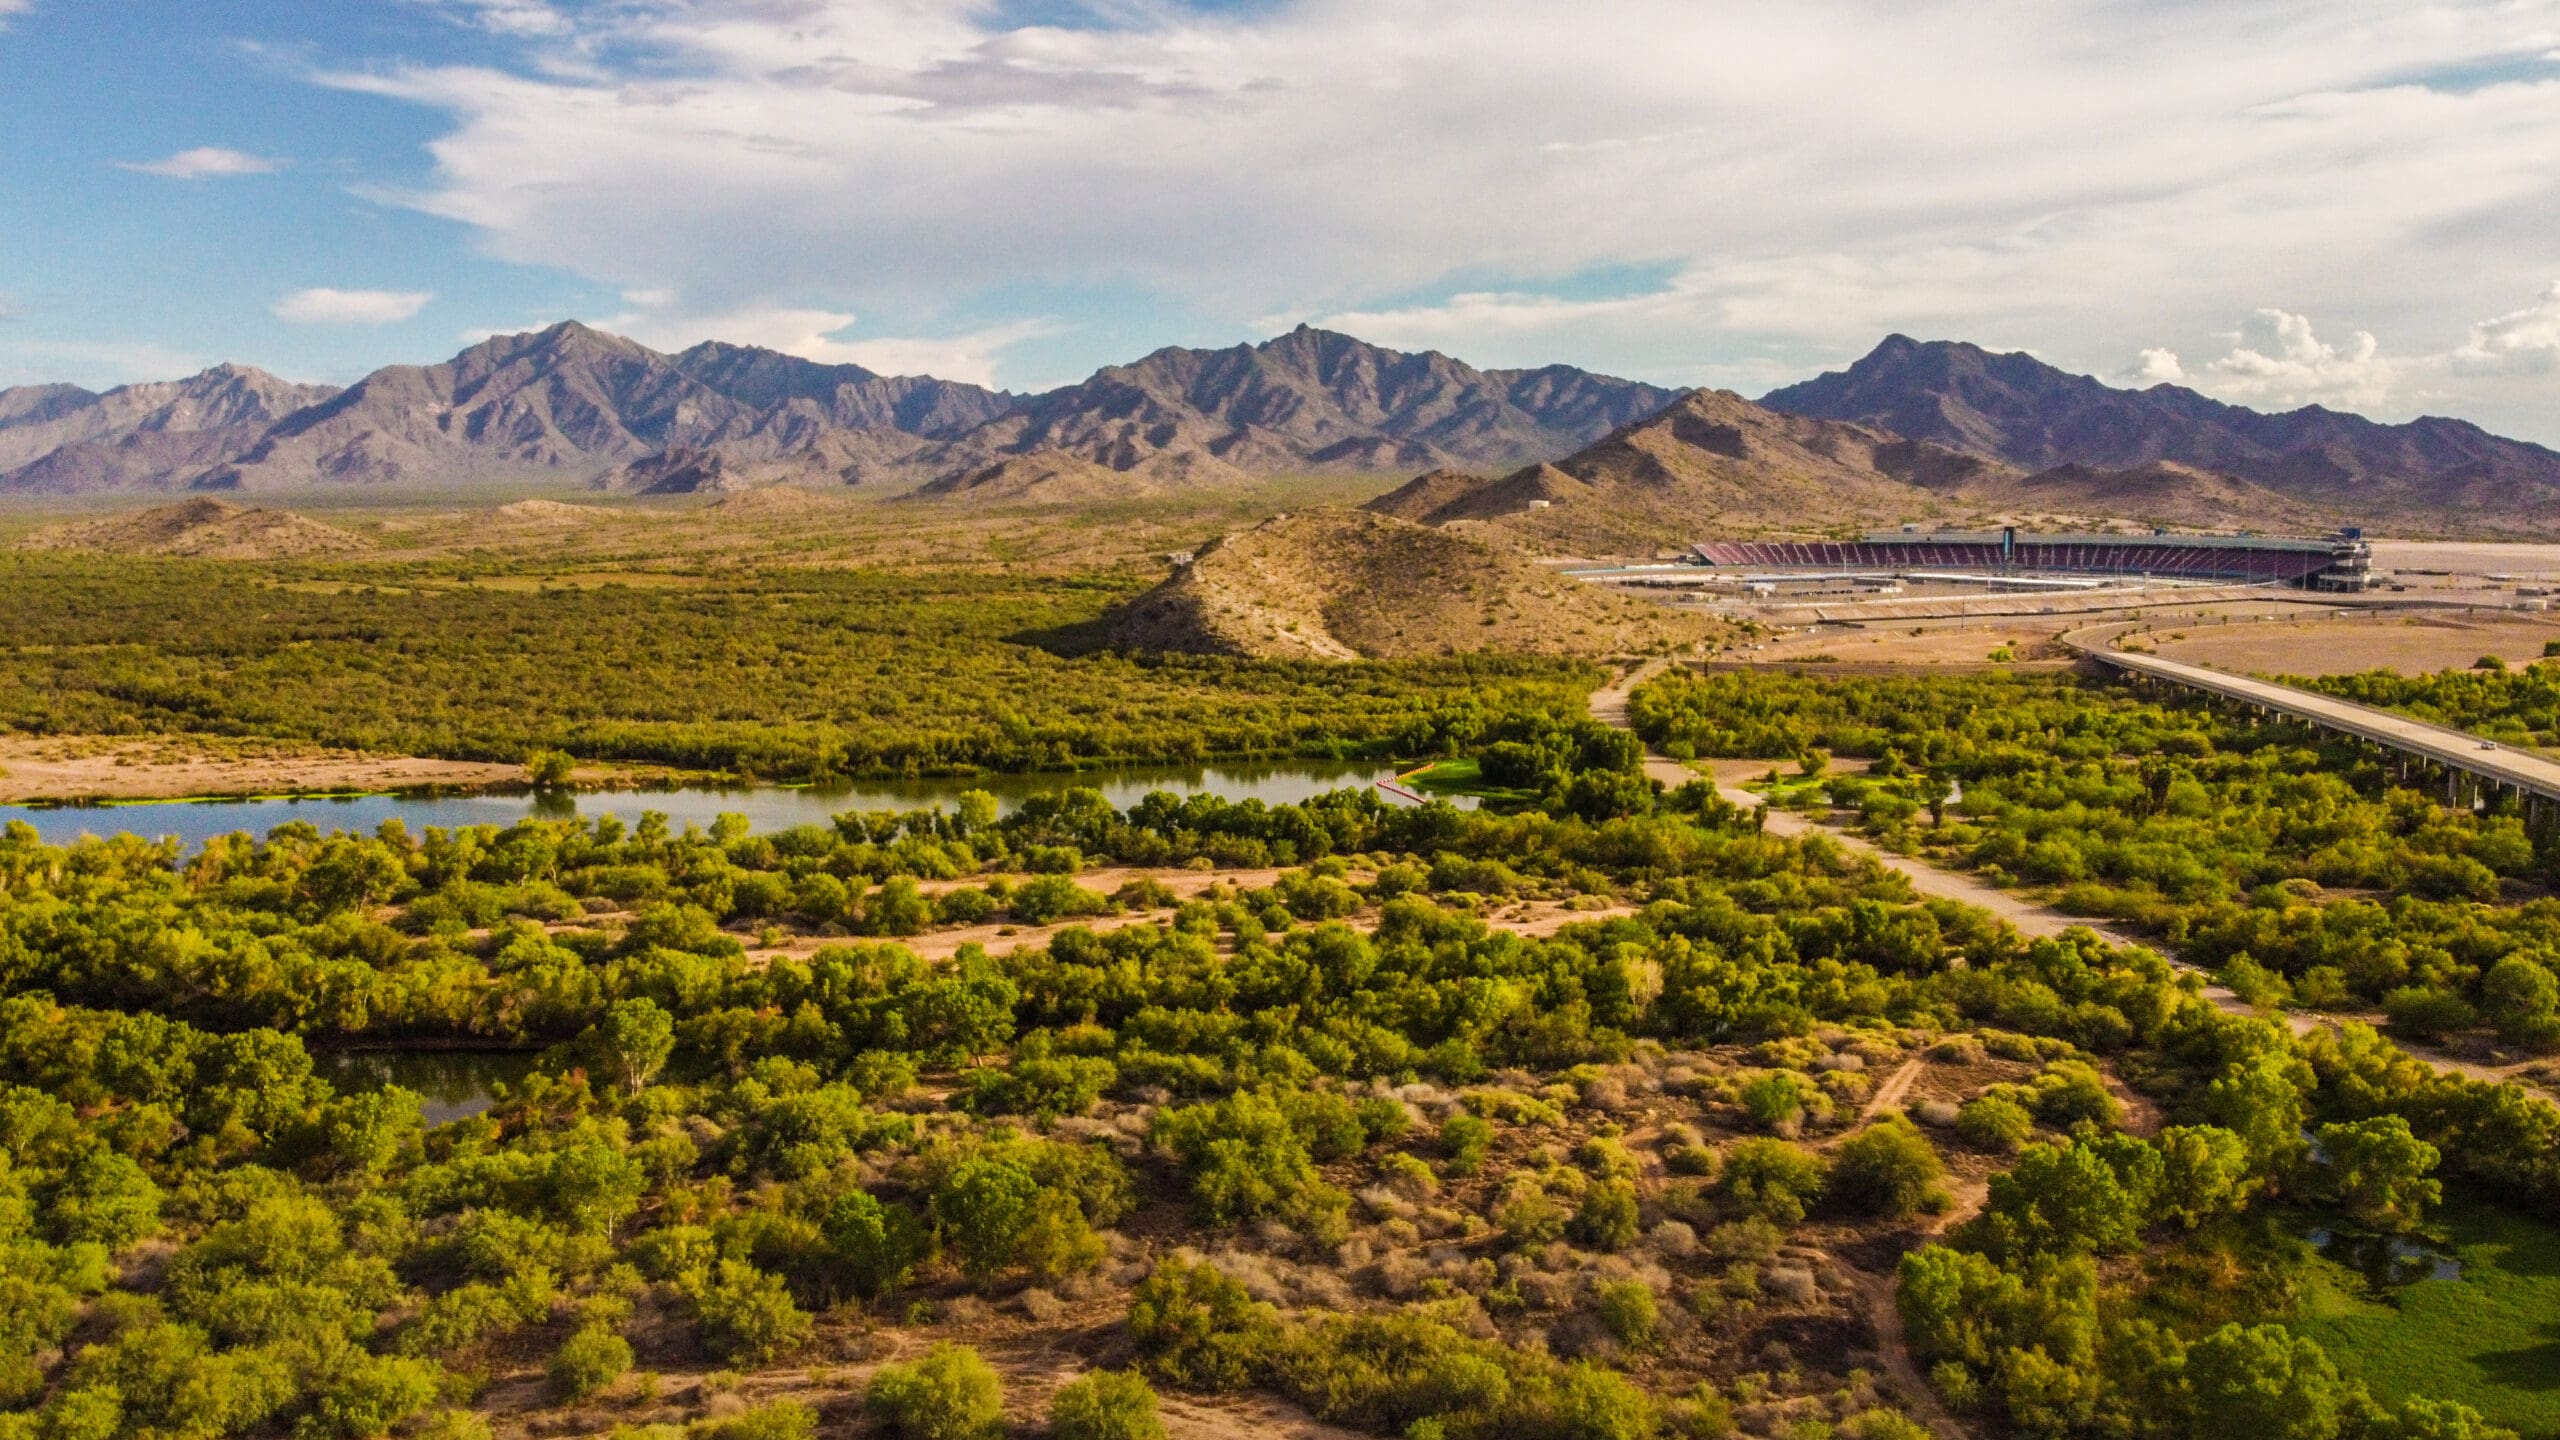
[2066, 624, 2560, 804]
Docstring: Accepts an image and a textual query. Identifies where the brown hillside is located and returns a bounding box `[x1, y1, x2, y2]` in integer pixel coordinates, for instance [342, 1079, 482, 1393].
[1432, 389, 1999, 552]
[910, 448, 1253, 503]
[20, 497, 371, 559]
[1959, 460, 2331, 530]
[1365, 467, 1491, 522]
[1102, 507, 1711, 660]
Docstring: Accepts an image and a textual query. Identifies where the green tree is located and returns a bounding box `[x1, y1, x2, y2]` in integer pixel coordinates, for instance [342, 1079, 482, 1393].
[525, 750, 576, 789]
[322, 1087, 424, 1176]
[1972, 1138, 2151, 1258]
[298, 1352, 444, 1440]
[591, 998, 675, 1096]
[821, 1190, 926, 1302]
[864, 876, 933, 938]
[2155, 1125, 2258, 1229]
[48, 1148, 162, 1249]
[933, 1156, 1042, 1281]
[2480, 956, 2560, 1049]
[2182, 1324, 2343, 1440]
[2316, 1116, 2441, 1230]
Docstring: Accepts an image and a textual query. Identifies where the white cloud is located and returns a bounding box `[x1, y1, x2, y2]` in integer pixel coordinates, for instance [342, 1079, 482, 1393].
[2203, 310, 2396, 410]
[312, 0, 2560, 434]
[0, 337, 205, 390]
[273, 288, 435, 325]
[408, 0, 569, 38]
[119, 147, 286, 180]
[2126, 280, 2560, 418]
[2451, 281, 2560, 375]
[605, 298, 1054, 387]
[2130, 349, 2188, 386]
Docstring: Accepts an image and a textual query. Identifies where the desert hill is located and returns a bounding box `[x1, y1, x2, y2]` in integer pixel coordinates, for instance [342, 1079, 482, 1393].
[1761, 335, 2560, 525]
[909, 448, 1259, 503]
[18, 497, 370, 559]
[1101, 508, 1710, 661]
[1368, 389, 2002, 551]
[1959, 460, 2330, 531]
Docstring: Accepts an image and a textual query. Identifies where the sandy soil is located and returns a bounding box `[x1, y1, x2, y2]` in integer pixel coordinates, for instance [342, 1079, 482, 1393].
[1751, 624, 2072, 666]
[2150, 612, 2560, 677]
[2372, 541, 2560, 577]
[0, 734, 559, 803]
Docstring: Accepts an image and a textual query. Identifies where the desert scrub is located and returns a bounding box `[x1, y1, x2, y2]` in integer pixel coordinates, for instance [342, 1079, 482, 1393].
[866, 1343, 1006, 1440]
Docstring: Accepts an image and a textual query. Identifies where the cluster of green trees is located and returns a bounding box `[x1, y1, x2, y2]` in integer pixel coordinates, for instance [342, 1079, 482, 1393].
[13, 744, 2560, 1440]
[0, 555, 1590, 779]
[2304, 661, 2560, 750]
[1628, 669, 2560, 1043]
[1898, 990, 2549, 1440]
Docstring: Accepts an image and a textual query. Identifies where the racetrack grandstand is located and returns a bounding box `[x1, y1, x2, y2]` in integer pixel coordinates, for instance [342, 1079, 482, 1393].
[1690, 527, 2374, 589]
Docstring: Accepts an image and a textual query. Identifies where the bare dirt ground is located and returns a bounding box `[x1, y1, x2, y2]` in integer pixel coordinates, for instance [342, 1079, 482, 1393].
[2372, 540, 2560, 577]
[2149, 612, 2560, 677]
[1751, 624, 2074, 666]
[0, 734, 614, 803]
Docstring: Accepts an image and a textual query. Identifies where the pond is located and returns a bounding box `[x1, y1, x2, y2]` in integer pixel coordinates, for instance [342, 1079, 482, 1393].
[0, 757, 1444, 848]
[2301, 1222, 2464, 1289]
[312, 1048, 543, 1125]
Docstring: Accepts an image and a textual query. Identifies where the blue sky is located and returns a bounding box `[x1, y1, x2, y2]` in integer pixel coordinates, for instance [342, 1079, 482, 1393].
[3, 0, 2557, 441]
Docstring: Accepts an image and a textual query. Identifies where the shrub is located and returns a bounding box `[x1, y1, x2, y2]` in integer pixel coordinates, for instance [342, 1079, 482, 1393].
[1829, 1117, 1947, 1218]
[1569, 1179, 1641, 1251]
[687, 1260, 811, 1365]
[1721, 1139, 1825, 1225]
[1127, 1258, 1277, 1391]
[548, 1322, 632, 1400]
[1049, 1369, 1165, 1440]
[867, 1343, 1005, 1440]
[1738, 1071, 1813, 1132]
[1440, 1114, 1494, 1175]
[2383, 986, 2479, 1042]
[697, 1402, 817, 1440]
[1954, 1095, 2033, 1152]
[1594, 1279, 1659, 1350]
[298, 1353, 443, 1440]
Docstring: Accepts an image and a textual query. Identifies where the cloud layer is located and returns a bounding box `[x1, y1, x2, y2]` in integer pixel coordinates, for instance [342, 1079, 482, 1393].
[273, 288, 434, 325]
[120, 147, 285, 180]
[309, 0, 2560, 432]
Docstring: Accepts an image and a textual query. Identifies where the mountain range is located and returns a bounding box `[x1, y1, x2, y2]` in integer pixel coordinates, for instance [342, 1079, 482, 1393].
[6, 325, 2557, 538]
[0, 323, 1679, 496]
[1760, 335, 2560, 522]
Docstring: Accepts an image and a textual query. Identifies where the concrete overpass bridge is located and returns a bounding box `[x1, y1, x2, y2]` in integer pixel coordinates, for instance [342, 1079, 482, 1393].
[2064, 623, 2560, 822]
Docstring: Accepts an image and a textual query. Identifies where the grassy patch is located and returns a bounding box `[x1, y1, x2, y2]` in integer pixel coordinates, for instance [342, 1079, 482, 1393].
[1400, 758, 1540, 805]
[2289, 1199, 2560, 1437]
